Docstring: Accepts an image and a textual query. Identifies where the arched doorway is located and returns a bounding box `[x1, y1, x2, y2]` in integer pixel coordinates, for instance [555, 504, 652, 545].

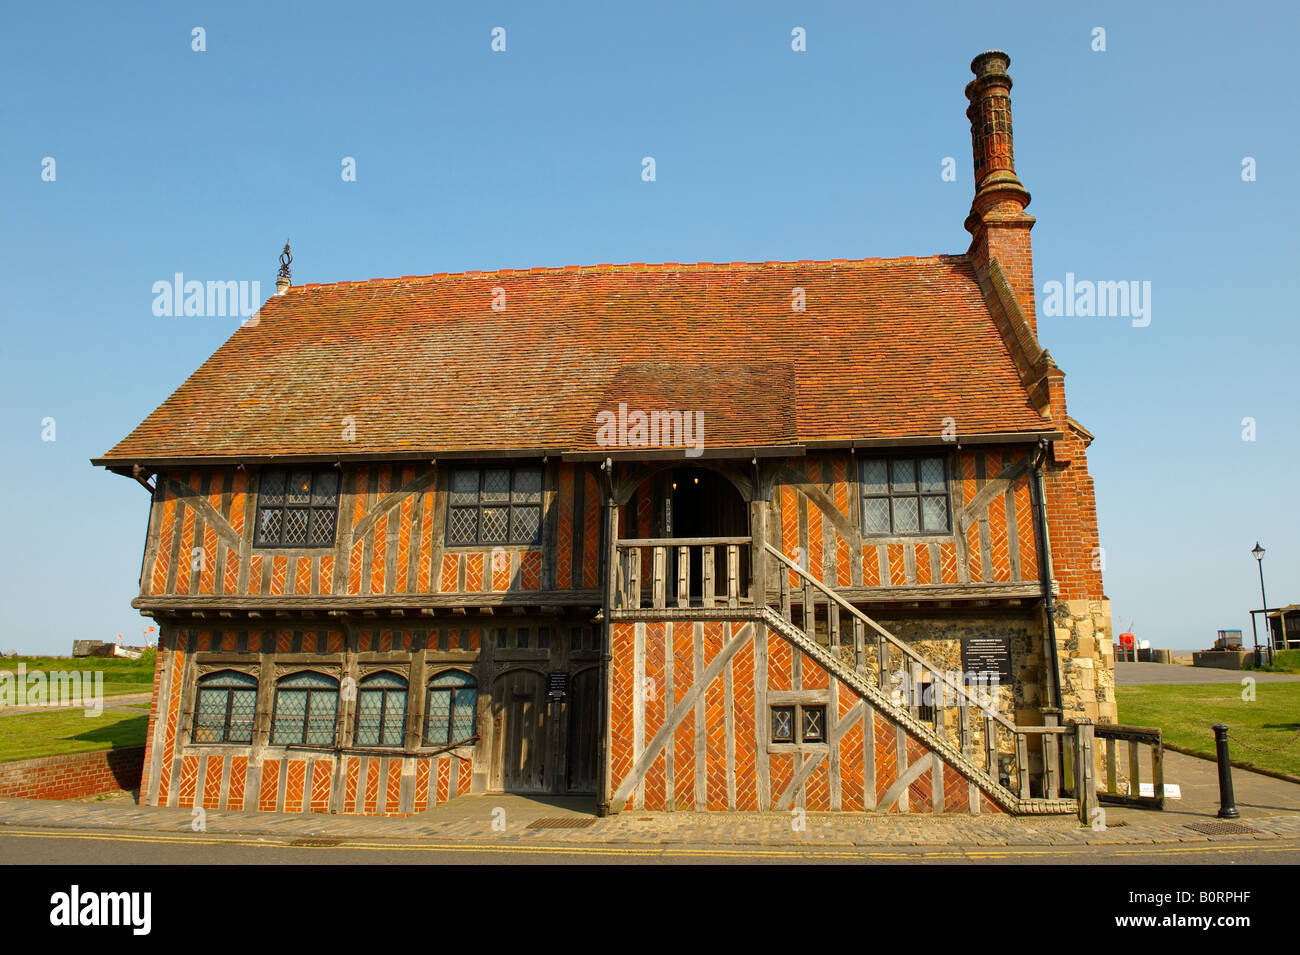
[663, 466, 750, 599]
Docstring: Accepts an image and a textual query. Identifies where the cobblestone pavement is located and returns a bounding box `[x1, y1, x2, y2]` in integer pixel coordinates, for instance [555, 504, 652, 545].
[4, 744, 1297, 853]
[3, 792, 1298, 851]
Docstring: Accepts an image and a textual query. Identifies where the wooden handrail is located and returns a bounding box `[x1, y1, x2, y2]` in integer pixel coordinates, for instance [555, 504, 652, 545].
[617, 537, 752, 547]
[764, 543, 1017, 732]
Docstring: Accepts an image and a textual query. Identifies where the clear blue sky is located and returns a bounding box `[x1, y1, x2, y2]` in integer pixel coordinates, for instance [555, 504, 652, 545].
[2, 1, 1296, 655]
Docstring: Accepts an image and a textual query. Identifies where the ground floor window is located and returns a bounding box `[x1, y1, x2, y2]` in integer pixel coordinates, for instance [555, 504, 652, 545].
[271, 671, 340, 746]
[193, 671, 257, 744]
[356, 672, 408, 747]
[425, 671, 478, 746]
[771, 704, 826, 744]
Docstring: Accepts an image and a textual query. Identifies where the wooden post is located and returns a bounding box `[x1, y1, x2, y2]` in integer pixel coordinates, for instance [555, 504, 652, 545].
[1074, 721, 1097, 824]
[1106, 737, 1117, 796]
[1128, 738, 1141, 797]
[779, 567, 790, 621]
[726, 544, 739, 609]
[1016, 733, 1030, 799]
[677, 545, 689, 609]
[959, 699, 972, 757]
[877, 636, 889, 691]
[628, 548, 642, 611]
[803, 580, 815, 640]
[1152, 740, 1165, 805]
[853, 618, 865, 675]
[1044, 712, 1060, 799]
[985, 716, 998, 779]
[829, 603, 840, 651]
[702, 546, 715, 609]
[652, 546, 666, 609]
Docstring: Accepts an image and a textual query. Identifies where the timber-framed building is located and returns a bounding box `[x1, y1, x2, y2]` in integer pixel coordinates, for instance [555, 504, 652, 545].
[96, 52, 1116, 817]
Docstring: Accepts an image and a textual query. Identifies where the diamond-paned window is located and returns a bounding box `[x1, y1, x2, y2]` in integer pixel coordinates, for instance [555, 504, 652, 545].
[445, 466, 544, 546]
[424, 671, 478, 747]
[770, 704, 827, 746]
[801, 706, 825, 743]
[771, 706, 795, 743]
[860, 456, 950, 537]
[355, 671, 408, 748]
[192, 671, 258, 744]
[270, 670, 339, 746]
[254, 468, 341, 547]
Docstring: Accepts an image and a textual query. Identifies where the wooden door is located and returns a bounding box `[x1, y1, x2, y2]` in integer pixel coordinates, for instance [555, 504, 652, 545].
[493, 669, 547, 793]
[564, 667, 600, 793]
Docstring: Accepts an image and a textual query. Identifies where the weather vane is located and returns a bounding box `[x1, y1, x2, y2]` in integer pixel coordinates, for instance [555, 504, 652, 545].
[278, 239, 292, 280]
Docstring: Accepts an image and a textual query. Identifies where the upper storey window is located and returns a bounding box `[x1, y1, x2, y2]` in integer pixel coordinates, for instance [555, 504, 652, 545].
[255, 468, 340, 547]
[446, 466, 543, 545]
[860, 456, 951, 536]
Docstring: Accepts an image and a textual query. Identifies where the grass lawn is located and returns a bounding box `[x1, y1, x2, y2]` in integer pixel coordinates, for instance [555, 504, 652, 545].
[1, 654, 156, 701]
[1116, 682, 1300, 778]
[0, 707, 148, 763]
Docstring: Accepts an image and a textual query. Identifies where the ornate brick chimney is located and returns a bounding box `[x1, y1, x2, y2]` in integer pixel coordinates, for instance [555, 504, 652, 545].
[964, 51, 1037, 332]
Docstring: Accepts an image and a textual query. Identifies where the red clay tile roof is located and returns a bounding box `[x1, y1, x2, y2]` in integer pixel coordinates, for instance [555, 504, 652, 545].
[96, 255, 1050, 464]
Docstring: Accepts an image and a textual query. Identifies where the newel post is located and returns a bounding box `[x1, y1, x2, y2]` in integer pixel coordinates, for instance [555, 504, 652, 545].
[1072, 719, 1097, 824]
[751, 496, 768, 610]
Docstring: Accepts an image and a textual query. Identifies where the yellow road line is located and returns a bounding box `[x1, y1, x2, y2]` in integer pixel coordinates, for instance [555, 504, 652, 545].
[1, 827, 1296, 859]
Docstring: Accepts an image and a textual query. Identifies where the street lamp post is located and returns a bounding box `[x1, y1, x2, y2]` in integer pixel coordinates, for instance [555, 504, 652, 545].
[1252, 542, 1271, 667]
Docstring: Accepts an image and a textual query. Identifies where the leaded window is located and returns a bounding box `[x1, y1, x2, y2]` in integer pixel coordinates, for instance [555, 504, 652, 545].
[860, 456, 951, 536]
[446, 466, 542, 545]
[193, 671, 257, 744]
[770, 704, 826, 745]
[355, 672, 408, 747]
[270, 671, 339, 746]
[424, 671, 478, 747]
[254, 468, 340, 547]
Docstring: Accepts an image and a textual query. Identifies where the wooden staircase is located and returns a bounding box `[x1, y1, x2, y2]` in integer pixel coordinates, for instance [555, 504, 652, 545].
[763, 543, 1080, 814]
[609, 535, 1099, 815]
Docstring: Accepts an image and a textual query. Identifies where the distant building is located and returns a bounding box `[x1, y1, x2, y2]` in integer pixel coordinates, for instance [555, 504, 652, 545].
[1268, 607, 1300, 650]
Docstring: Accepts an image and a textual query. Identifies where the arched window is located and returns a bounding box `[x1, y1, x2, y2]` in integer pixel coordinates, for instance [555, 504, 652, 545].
[271, 671, 339, 746]
[193, 671, 257, 744]
[425, 671, 478, 747]
[355, 672, 408, 747]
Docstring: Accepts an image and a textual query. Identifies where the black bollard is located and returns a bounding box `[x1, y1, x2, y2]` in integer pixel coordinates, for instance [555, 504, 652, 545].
[1212, 723, 1240, 819]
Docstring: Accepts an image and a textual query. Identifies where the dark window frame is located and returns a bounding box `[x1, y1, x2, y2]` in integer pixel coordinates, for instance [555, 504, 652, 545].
[445, 465, 543, 547]
[354, 671, 409, 748]
[192, 670, 258, 744]
[860, 455, 952, 537]
[423, 670, 479, 747]
[770, 703, 827, 745]
[254, 467, 341, 548]
[269, 670, 340, 747]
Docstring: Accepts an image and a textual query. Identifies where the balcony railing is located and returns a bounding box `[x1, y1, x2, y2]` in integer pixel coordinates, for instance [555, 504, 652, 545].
[613, 537, 752, 610]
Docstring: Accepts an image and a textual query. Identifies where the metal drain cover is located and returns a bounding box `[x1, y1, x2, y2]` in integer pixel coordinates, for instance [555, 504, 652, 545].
[526, 817, 596, 829]
[1185, 821, 1261, 836]
[288, 837, 345, 847]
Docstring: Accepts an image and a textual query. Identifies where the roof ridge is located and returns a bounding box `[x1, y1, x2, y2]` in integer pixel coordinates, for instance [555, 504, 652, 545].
[292, 253, 971, 291]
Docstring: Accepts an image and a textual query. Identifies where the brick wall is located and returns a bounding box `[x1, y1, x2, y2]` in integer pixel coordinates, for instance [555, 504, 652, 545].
[142, 462, 596, 600]
[0, 746, 144, 800]
[606, 619, 1003, 814]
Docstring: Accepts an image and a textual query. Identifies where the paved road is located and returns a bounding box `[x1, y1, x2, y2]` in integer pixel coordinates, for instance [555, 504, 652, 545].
[1116, 663, 1300, 685]
[2, 827, 1296, 865]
